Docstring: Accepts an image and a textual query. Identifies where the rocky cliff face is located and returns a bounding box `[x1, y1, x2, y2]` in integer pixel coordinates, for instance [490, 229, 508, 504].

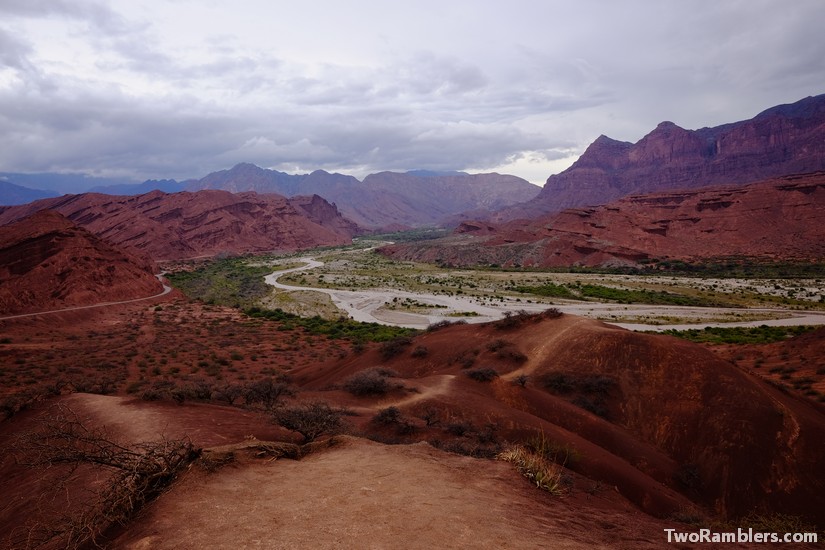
[382, 172, 825, 268]
[188, 164, 540, 229]
[0, 211, 163, 314]
[0, 190, 357, 261]
[496, 94, 825, 220]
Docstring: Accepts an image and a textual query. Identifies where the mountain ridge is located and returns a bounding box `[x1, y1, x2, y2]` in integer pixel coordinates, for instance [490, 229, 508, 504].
[0, 190, 358, 261]
[494, 93, 825, 220]
[0, 210, 163, 314]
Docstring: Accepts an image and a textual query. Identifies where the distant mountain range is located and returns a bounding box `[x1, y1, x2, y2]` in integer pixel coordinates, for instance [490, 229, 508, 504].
[495, 93, 825, 220]
[188, 165, 540, 229]
[0, 167, 539, 230]
[2, 93, 824, 262]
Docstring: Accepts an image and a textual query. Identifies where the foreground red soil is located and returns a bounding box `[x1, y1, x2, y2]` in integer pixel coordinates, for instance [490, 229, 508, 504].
[1, 295, 824, 548]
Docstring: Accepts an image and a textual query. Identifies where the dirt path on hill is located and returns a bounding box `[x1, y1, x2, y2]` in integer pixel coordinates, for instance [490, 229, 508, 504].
[113, 437, 681, 550]
[501, 317, 591, 381]
[380, 374, 455, 409]
[0, 275, 172, 321]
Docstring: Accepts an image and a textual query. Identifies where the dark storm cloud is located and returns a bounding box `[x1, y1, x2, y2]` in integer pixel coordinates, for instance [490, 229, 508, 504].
[1, 0, 824, 184]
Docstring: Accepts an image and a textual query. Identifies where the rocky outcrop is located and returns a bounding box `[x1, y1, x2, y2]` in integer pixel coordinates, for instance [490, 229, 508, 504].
[0, 190, 357, 261]
[0, 210, 163, 314]
[189, 164, 540, 229]
[382, 172, 825, 268]
[496, 94, 825, 220]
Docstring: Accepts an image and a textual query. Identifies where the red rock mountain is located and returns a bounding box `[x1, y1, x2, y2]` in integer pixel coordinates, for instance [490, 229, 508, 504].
[0, 210, 163, 315]
[189, 164, 540, 229]
[496, 94, 825, 220]
[0, 190, 358, 261]
[382, 172, 825, 268]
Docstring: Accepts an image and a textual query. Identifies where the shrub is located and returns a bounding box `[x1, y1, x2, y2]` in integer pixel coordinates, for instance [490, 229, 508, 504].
[182, 378, 215, 401]
[542, 308, 563, 319]
[572, 396, 609, 418]
[419, 407, 441, 427]
[486, 339, 509, 352]
[466, 368, 499, 382]
[245, 377, 294, 410]
[513, 374, 529, 387]
[579, 375, 616, 396]
[379, 336, 413, 359]
[274, 401, 345, 443]
[373, 406, 403, 425]
[426, 319, 466, 332]
[410, 345, 429, 358]
[212, 383, 245, 405]
[542, 373, 575, 394]
[343, 368, 399, 397]
[446, 420, 473, 437]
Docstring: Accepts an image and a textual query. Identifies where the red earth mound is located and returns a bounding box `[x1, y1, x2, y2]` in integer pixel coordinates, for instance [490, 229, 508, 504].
[707, 327, 825, 403]
[1, 395, 710, 550]
[0, 210, 163, 315]
[1, 297, 822, 547]
[382, 172, 825, 268]
[291, 313, 825, 525]
[0, 189, 358, 260]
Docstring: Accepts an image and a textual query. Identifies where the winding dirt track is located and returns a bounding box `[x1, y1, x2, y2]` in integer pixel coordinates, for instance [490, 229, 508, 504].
[0, 275, 172, 321]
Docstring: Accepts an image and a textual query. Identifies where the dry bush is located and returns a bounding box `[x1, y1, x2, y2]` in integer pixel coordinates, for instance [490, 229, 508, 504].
[10, 404, 200, 549]
[343, 368, 401, 397]
[273, 401, 346, 443]
[244, 377, 295, 411]
[466, 368, 499, 382]
[379, 336, 413, 359]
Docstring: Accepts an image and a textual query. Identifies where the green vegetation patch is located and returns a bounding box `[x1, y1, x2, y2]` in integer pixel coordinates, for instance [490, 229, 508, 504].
[512, 281, 728, 306]
[246, 307, 418, 343]
[660, 325, 817, 344]
[509, 282, 577, 299]
[167, 258, 275, 309]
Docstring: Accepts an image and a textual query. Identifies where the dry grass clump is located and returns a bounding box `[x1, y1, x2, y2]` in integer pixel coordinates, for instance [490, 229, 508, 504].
[497, 445, 567, 495]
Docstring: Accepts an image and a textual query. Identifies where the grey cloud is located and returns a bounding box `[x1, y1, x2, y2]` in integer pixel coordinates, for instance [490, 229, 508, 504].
[0, 28, 33, 71]
[0, 0, 130, 35]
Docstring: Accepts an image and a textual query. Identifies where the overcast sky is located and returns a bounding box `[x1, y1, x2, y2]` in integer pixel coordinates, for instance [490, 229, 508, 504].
[1, 0, 823, 185]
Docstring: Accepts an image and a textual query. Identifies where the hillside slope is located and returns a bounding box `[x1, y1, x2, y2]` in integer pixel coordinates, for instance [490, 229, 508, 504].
[0, 190, 358, 260]
[0, 210, 162, 314]
[382, 172, 825, 268]
[292, 313, 825, 523]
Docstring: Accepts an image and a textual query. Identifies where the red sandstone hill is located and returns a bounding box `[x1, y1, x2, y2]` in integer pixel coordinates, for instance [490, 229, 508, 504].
[189, 163, 540, 229]
[0, 210, 163, 315]
[382, 172, 825, 268]
[1, 301, 822, 546]
[496, 94, 825, 221]
[0, 190, 358, 260]
[292, 313, 825, 525]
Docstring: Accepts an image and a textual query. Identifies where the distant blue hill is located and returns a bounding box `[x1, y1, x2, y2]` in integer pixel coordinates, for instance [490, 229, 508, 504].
[0, 180, 60, 206]
[405, 170, 469, 177]
[0, 172, 137, 195]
